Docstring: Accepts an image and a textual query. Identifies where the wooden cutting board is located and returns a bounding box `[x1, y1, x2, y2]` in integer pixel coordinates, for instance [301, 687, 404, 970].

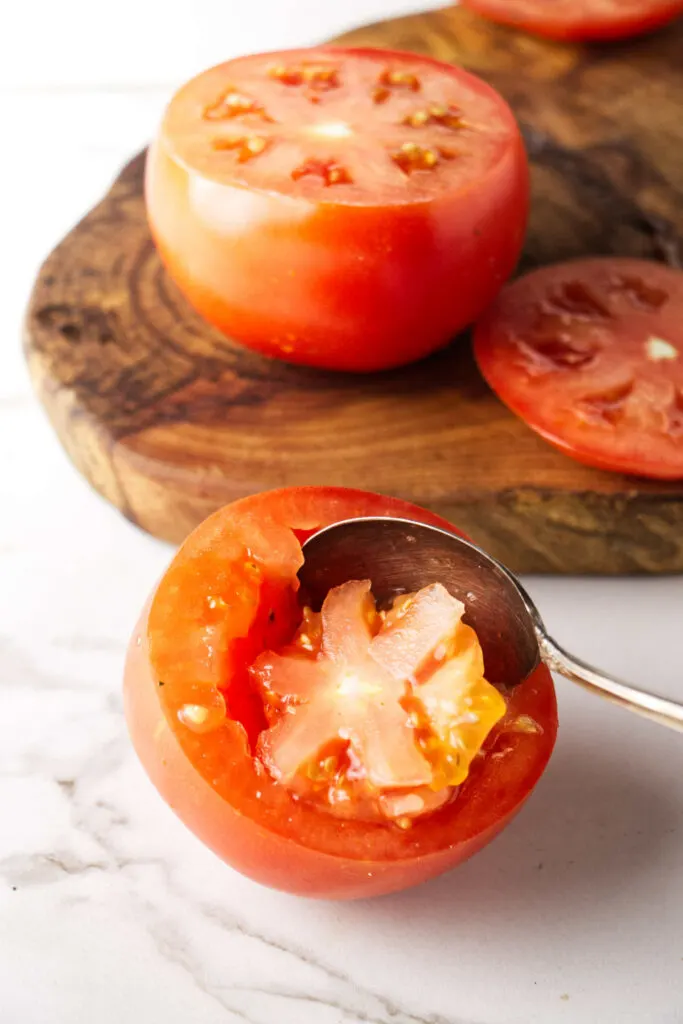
[24, 7, 683, 573]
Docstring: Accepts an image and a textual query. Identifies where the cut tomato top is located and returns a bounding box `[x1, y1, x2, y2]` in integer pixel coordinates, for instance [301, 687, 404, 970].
[461, 0, 683, 41]
[161, 46, 522, 205]
[474, 258, 683, 480]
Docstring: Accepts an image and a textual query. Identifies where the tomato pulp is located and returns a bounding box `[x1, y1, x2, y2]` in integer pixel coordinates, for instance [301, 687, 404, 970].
[474, 258, 683, 480]
[461, 0, 683, 40]
[145, 47, 529, 372]
[124, 487, 557, 899]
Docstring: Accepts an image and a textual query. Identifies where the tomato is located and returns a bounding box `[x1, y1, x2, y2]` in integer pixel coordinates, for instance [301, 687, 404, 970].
[145, 47, 529, 372]
[124, 487, 557, 899]
[461, 0, 683, 40]
[474, 258, 683, 480]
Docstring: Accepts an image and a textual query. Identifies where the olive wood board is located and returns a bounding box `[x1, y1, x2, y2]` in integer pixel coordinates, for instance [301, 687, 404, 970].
[24, 6, 683, 573]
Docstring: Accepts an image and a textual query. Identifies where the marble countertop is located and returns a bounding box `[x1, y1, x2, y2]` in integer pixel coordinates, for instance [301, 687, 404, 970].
[2, 3, 682, 1021]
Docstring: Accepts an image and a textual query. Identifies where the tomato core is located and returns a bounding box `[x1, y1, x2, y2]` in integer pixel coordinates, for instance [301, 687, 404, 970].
[251, 581, 507, 827]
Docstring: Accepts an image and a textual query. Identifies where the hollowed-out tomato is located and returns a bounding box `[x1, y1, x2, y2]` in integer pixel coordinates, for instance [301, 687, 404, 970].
[145, 47, 529, 372]
[461, 0, 683, 40]
[124, 487, 557, 899]
[474, 258, 683, 480]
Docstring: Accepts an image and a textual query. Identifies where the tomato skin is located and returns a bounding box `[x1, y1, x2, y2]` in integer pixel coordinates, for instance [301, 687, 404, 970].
[124, 487, 557, 899]
[461, 0, 683, 41]
[145, 47, 529, 373]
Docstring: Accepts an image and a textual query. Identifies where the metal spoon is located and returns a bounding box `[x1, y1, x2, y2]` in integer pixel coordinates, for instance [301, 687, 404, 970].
[298, 516, 683, 733]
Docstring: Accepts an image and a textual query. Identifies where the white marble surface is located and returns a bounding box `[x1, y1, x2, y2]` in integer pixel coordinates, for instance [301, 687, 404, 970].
[2, 3, 683, 1022]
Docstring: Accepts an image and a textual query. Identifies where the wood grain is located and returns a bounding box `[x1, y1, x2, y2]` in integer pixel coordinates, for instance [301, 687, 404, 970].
[24, 7, 683, 572]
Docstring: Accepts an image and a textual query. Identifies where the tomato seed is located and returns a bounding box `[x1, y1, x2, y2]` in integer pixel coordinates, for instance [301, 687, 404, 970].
[269, 64, 302, 86]
[403, 104, 464, 130]
[291, 158, 353, 186]
[212, 135, 270, 162]
[510, 714, 542, 734]
[269, 63, 340, 91]
[177, 702, 226, 733]
[204, 89, 272, 123]
[379, 68, 421, 91]
[304, 65, 340, 91]
[391, 142, 439, 174]
[404, 109, 430, 127]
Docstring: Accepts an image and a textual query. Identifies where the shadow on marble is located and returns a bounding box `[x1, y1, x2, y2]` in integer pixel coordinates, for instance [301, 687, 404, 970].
[338, 733, 679, 931]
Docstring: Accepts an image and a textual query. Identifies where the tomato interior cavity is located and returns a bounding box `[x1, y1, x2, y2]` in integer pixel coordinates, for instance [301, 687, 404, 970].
[474, 258, 683, 480]
[251, 580, 507, 827]
[163, 47, 517, 204]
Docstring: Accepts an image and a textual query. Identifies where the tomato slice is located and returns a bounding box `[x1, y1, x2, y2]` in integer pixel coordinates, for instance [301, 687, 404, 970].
[146, 47, 529, 371]
[124, 487, 557, 899]
[461, 0, 683, 40]
[474, 258, 683, 480]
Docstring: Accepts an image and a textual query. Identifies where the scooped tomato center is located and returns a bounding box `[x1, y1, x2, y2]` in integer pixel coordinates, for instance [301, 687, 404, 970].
[250, 580, 506, 826]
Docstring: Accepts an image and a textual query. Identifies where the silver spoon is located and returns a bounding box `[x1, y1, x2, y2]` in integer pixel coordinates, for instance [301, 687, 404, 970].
[298, 516, 683, 733]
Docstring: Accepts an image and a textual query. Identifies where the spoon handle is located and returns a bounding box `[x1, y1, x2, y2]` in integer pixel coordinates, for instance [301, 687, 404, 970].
[536, 632, 683, 733]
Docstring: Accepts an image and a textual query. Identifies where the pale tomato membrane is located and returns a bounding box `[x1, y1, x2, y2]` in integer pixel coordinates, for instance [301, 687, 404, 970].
[250, 580, 507, 826]
[161, 47, 517, 205]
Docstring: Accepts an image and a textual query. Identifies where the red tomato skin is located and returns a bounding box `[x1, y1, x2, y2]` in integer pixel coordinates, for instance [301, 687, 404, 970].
[145, 49, 529, 373]
[462, 0, 683, 41]
[124, 487, 558, 900]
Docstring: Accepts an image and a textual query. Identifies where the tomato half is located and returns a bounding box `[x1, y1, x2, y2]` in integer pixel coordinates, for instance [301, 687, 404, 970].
[124, 487, 557, 899]
[474, 258, 683, 480]
[145, 47, 529, 372]
[461, 0, 683, 40]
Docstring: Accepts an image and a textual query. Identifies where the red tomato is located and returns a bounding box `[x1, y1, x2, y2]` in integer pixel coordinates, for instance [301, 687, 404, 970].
[124, 487, 557, 899]
[145, 47, 529, 372]
[474, 258, 683, 480]
[461, 0, 683, 40]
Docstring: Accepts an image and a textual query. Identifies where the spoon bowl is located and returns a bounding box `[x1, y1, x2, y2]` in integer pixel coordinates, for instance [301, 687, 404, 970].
[299, 516, 683, 732]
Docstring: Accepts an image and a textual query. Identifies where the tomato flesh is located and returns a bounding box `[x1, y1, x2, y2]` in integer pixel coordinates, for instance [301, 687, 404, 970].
[162, 48, 516, 204]
[146, 46, 529, 371]
[462, 0, 683, 40]
[474, 258, 683, 480]
[253, 581, 506, 825]
[125, 487, 557, 899]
